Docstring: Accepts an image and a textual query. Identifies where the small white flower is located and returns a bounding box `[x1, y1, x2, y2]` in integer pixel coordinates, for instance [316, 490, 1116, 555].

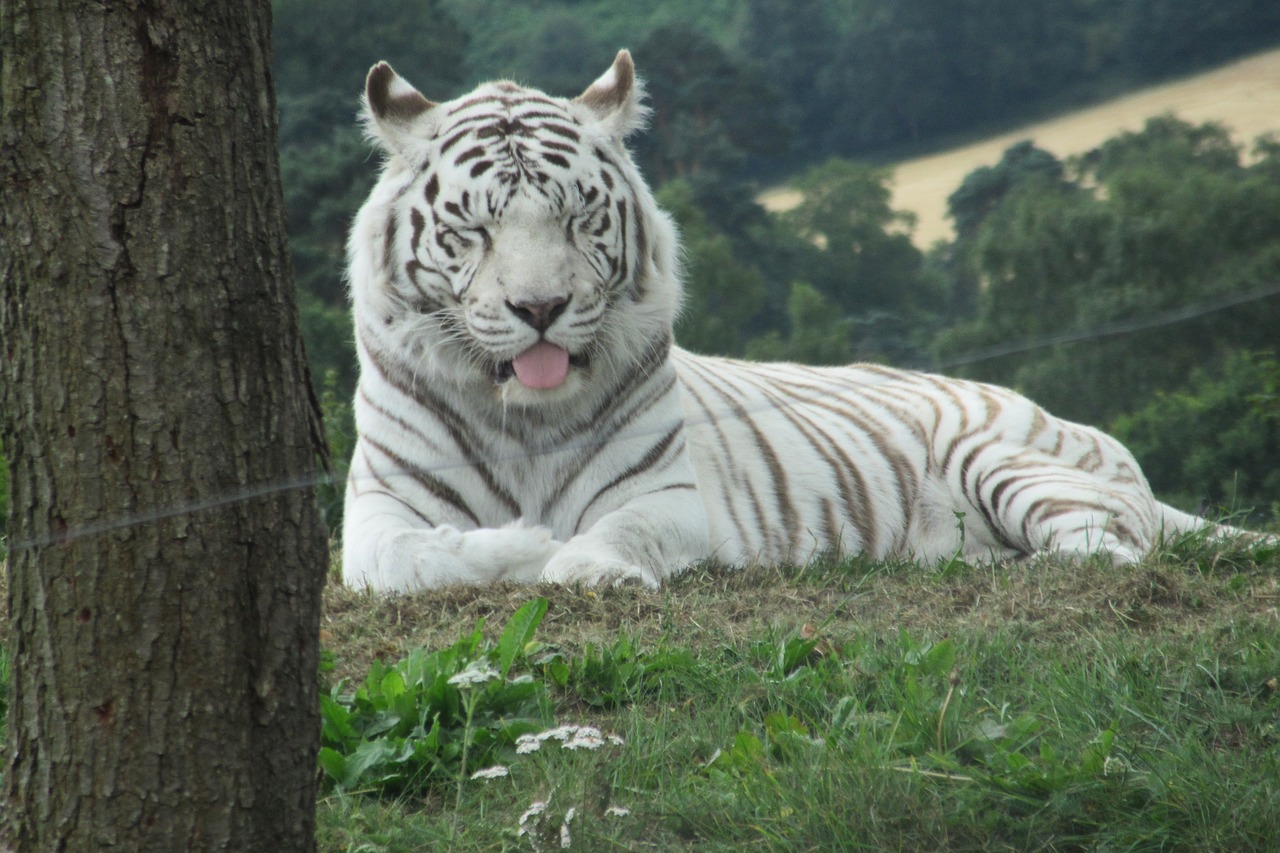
[1103, 755, 1129, 777]
[604, 805, 631, 818]
[516, 734, 543, 754]
[559, 807, 576, 848]
[469, 764, 509, 781]
[606, 734, 625, 747]
[447, 660, 500, 687]
[519, 800, 547, 830]
[539, 724, 581, 742]
[563, 732, 605, 751]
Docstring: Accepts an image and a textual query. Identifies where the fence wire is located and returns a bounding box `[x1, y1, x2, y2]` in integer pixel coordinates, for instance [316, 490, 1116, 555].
[3, 283, 1279, 556]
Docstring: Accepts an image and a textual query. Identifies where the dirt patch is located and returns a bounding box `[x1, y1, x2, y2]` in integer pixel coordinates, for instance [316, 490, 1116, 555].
[322, 548, 1280, 685]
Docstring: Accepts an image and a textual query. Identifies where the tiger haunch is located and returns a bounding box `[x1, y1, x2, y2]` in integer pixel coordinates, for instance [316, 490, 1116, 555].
[342, 52, 1248, 592]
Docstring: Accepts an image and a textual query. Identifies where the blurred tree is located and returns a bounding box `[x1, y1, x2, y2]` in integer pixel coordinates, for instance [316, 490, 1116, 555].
[935, 117, 1280, 426]
[633, 24, 788, 183]
[784, 159, 938, 320]
[948, 141, 1069, 239]
[746, 282, 857, 366]
[1111, 352, 1280, 515]
[272, 0, 472, 416]
[820, 0, 1090, 154]
[1120, 0, 1280, 76]
[0, 433, 7, 538]
[519, 10, 617, 96]
[945, 141, 1072, 318]
[660, 182, 769, 356]
[742, 0, 840, 167]
[273, 0, 469, 118]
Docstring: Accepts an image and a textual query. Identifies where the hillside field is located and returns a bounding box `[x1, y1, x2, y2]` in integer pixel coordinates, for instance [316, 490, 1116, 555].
[314, 533, 1280, 851]
[763, 47, 1280, 247]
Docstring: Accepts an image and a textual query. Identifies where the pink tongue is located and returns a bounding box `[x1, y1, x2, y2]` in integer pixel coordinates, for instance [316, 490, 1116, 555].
[511, 341, 570, 389]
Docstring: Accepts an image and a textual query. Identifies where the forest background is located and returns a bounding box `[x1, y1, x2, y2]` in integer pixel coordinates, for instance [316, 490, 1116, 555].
[5, 0, 1280, 539]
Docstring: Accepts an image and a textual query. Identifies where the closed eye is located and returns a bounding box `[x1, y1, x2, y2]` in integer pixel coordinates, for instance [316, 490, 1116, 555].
[435, 226, 474, 258]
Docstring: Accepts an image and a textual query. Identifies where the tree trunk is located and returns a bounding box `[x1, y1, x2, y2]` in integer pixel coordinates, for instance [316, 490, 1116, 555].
[0, 0, 329, 849]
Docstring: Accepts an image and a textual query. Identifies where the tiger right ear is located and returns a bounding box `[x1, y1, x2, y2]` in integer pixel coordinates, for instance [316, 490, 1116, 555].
[575, 50, 648, 138]
[362, 62, 437, 153]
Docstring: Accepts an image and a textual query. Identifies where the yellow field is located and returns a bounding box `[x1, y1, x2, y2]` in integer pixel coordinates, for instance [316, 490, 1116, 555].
[761, 47, 1280, 247]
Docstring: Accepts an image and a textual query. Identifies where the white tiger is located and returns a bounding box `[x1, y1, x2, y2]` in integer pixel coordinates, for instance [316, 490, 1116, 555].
[342, 51, 1235, 592]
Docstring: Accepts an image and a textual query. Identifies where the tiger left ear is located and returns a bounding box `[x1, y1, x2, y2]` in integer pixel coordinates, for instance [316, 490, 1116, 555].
[575, 50, 648, 137]
[362, 61, 437, 154]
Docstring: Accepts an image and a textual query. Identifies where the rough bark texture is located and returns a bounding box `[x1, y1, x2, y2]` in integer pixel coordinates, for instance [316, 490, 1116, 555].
[0, 0, 329, 849]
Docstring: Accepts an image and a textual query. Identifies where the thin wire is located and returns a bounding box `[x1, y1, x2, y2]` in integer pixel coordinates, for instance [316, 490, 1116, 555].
[3, 283, 1278, 556]
[926, 282, 1280, 371]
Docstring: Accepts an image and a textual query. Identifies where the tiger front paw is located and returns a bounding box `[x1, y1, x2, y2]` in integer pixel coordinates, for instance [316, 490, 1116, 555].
[539, 546, 661, 589]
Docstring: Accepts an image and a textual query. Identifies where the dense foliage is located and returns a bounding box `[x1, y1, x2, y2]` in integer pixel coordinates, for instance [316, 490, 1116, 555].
[263, 0, 1279, 527]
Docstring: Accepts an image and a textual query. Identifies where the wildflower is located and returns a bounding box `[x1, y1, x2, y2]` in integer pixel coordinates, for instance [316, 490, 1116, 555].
[563, 731, 605, 751]
[447, 660, 500, 687]
[470, 765, 509, 781]
[606, 734, 625, 747]
[538, 724, 583, 742]
[516, 733, 543, 754]
[604, 805, 631, 817]
[518, 800, 548, 833]
[559, 806, 576, 848]
[1103, 755, 1129, 777]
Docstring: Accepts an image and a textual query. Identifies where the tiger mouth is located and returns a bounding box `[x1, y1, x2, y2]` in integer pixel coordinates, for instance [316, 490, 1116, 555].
[493, 351, 590, 385]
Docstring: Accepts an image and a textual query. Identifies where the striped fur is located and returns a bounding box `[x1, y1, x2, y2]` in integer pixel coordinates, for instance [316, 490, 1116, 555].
[343, 53, 1224, 591]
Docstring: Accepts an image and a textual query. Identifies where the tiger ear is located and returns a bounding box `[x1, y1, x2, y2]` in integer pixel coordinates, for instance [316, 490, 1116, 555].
[575, 50, 648, 138]
[362, 62, 437, 154]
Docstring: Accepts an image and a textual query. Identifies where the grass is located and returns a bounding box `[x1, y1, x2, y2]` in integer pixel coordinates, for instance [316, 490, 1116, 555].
[317, 529, 1280, 851]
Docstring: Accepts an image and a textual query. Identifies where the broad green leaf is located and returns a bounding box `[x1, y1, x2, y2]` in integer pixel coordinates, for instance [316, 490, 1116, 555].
[496, 597, 548, 678]
[317, 747, 346, 784]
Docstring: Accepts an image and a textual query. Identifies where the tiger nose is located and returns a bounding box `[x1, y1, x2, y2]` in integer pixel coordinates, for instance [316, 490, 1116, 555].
[506, 295, 569, 332]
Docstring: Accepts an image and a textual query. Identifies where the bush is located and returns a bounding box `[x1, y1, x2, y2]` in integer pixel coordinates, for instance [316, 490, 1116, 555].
[1111, 351, 1280, 516]
[319, 598, 550, 796]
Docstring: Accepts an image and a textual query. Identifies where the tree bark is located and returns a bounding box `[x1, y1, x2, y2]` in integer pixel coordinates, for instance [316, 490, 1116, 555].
[0, 0, 329, 849]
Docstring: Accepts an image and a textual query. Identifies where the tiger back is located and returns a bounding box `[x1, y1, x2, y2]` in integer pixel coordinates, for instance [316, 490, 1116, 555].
[343, 52, 1235, 592]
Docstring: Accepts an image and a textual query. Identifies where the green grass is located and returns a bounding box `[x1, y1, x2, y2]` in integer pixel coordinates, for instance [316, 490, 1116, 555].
[317, 531, 1280, 851]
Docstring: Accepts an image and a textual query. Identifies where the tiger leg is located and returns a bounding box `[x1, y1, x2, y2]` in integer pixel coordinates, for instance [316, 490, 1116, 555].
[342, 492, 563, 592]
[964, 454, 1156, 565]
[539, 489, 710, 588]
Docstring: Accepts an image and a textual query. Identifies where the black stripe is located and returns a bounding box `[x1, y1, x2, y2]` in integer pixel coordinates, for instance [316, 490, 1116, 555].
[572, 425, 686, 531]
[360, 385, 522, 518]
[678, 378, 756, 551]
[352, 447, 438, 526]
[363, 435, 479, 527]
[381, 214, 398, 273]
[726, 366, 880, 554]
[745, 365, 919, 552]
[695, 369, 800, 555]
[439, 127, 472, 155]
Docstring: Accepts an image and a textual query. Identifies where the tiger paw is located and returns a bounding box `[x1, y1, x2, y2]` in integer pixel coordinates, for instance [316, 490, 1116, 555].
[539, 546, 661, 589]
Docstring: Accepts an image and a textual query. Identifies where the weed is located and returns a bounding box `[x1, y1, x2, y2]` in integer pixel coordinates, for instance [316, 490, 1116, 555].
[318, 598, 550, 796]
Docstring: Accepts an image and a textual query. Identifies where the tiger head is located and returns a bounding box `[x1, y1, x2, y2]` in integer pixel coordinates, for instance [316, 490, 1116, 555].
[350, 51, 682, 408]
